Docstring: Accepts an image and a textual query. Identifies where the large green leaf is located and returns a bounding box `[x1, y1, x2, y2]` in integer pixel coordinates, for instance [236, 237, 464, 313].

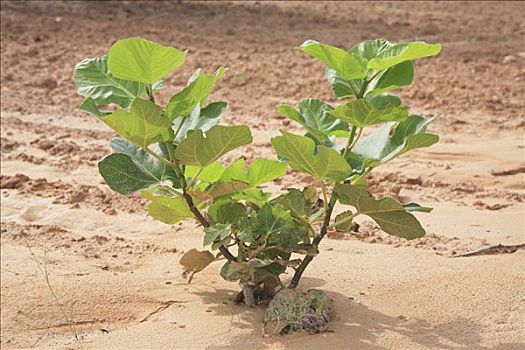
[110, 137, 179, 184]
[166, 67, 226, 120]
[271, 131, 350, 182]
[300, 40, 367, 80]
[101, 98, 173, 147]
[98, 153, 163, 195]
[208, 199, 247, 224]
[353, 115, 439, 166]
[277, 99, 347, 142]
[335, 184, 425, 239]
[141, 187, 193, 224]
[365, 61, 414, 96]
[329, 95, 409, 127]
[350, 39, 441, 71]
[256, 204, 289, 237]
[74, 56, 144, 108]
[325, 68, 365, 99]
[108, 38, 186, 84]
[171, 101, 227, 143]
[173, 125, 252, 168]
[220, 158, 286, 186]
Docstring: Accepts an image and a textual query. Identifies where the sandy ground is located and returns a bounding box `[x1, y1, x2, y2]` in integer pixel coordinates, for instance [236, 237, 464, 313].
[1, 1, 525, 349]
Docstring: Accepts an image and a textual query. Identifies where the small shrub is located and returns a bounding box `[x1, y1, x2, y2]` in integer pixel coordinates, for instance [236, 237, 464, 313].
[74, 37, 441, 308]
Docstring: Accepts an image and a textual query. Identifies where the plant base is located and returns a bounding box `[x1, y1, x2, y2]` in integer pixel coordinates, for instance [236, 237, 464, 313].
[263, 288, 331, 336]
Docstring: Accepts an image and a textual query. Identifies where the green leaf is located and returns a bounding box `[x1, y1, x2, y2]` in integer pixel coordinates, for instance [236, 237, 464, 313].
[108, 37, 186, 84]
[204, 223, 232, 247]
[101, 98, 173, 147]
[141, 188, 193, 224]
[300, 40, 367, 80]
[185, 161, 225, 183]
[325, 68, 365, 99]
[335, 184, 425, 239]
[98, 153, 162, 195]
[329, 95, 409, 127]
[206, 181, 250, 199]
[220, 159, 286, 186]
[173, 125, 252, 168]
[208, 199, 246, 224]
[277, 99, 348, 142]
[353, 115, 439, 165]
[100, 137, 179, 193]
[271, 131, 350, 181]
[166, 67, 226, 120]
[334, 210, 354, 232]
[403, 203, 433, 213]
[365, 61, 414, 96]
[79, 97, 109, 117]
[272, 187, 320, 219]
[220, 261, 249, 282]
[231, 188, 272, 208]
[256, 203, 288, 237]
[351, 39, 441, 71]
[172, 102, 227, 144]
[74, 56, 145, 108]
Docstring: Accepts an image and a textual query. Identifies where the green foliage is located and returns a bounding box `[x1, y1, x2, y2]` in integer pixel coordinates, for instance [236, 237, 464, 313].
[108, 37, 186, 84]
[74, 36, 441, 299]
[74, 56, 144, 109]
[166, 67, 226, 120]
[173, 125, 252, 167]
[335, 184, 425, 239]
[277, 99, 347, 142]
[271, 131, 350, 182]
[101, 98, 173, 147]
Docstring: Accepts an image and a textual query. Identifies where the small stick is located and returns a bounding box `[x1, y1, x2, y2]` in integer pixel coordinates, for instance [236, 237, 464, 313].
[450, 243, 525, 258]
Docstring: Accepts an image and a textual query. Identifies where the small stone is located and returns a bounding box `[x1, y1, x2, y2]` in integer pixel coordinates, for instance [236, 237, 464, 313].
[502, 55, 517, 64]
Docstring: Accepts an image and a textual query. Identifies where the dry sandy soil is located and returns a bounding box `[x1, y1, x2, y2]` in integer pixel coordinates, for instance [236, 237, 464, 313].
[1, 1, 524, 349]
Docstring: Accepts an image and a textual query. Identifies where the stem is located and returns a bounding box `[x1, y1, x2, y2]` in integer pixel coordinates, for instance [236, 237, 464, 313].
[348, 80, 360, 97]
[367, 70, 382, 84]
[172, 118, 186, 141]
[147, 84, 155, 103]
[160, 185, 185, 200]
[289, 79, 371, 289]
[320, 182, 328, 211]
[351, 167, 373, 185]
[186, 168, 203, 189]
[288, 195, 336, 289]
[348, 127, 363, 150]
[181, 186, 236, 261]
[343, 126, 357, 158]
[145, 147, 173, 167]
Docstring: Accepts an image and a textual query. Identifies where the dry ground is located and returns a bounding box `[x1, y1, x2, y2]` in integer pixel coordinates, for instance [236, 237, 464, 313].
[1, 1, 524, 349]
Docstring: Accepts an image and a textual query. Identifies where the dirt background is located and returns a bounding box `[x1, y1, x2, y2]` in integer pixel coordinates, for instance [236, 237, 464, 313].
[1, 1, 524, 349]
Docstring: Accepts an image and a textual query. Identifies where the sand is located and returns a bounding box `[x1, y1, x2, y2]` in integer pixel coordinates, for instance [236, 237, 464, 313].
[1, 1, 524, 349]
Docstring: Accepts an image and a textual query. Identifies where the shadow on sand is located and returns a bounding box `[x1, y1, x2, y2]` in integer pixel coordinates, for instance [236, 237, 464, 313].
[188, 278, 521, 350]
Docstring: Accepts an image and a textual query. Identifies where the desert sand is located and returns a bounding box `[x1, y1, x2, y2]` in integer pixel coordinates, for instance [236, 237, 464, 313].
[1, 1, 524, 349]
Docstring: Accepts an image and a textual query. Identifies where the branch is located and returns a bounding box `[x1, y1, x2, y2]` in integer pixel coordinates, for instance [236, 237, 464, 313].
[180, 176, 236, 262]
[288, 195, 336, 289]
